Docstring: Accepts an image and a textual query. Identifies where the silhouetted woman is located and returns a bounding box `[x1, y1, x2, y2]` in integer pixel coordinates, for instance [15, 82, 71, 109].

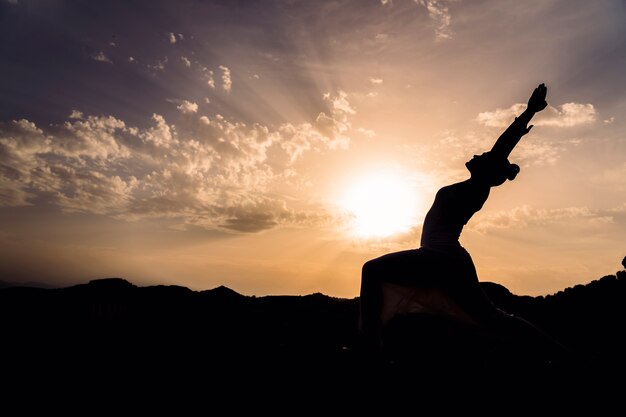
[359, 84, 566, 361]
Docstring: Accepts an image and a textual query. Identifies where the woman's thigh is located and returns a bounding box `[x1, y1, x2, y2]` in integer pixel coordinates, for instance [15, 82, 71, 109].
[443, 249, 500, 320]
[364, 248, 446, 287]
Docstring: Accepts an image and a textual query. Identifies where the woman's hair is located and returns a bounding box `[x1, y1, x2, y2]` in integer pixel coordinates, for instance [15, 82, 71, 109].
[506, 163, 520, 181]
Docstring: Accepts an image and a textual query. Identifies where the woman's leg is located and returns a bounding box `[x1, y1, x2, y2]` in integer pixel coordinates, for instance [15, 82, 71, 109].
[446, 248, 571, 363]
[358, 249, 440, 351]
[442, 247, 502, 320]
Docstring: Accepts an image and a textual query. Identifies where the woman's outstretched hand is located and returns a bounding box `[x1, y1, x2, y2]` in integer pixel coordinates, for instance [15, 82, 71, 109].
[527, 83, 548, 113]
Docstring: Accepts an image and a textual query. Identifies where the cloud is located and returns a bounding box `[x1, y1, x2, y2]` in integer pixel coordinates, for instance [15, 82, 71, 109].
[181, 56, 191, 67]
[357, 128, 376, 138]
[0, 176, 30, 206]
[148, 56, 168, 71]
[203, 68, 215, 88]
[69, 110, 84, 119]
[0, 117, 129, 211]
[92, 51, 112, 64]
[168, 99, 198, 114]
[463, 101, 597, 168]
[427, 128, 564, 176]
[538, 103, 596, 127]
[476, 103, 597, 128]
[592, 163, 626, 190]
[476, 104, 527, 127]
[471, 205, 614, 233]
[168, 32, 177, 44]
[369, 77, 383, 85]
[279, 91, 354, 164]
[603, 117, 615, 124]
[380, 0, 454, 40]
[219, 65, 232, 92]
[415, 0, 453, 41]
[0, 92, 360, 233]
[514, 138, 562, 166]
[324, 90, 356, 117]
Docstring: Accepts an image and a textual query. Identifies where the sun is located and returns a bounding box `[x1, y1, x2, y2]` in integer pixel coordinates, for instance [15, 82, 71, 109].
[341, 173, 420, 238]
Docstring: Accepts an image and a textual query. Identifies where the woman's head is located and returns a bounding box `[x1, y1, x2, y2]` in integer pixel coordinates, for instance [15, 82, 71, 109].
[465, 152, 520, 186]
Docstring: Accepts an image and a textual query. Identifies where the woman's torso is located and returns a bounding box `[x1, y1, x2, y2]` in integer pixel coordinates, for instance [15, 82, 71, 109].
[420, 180, 490, 252]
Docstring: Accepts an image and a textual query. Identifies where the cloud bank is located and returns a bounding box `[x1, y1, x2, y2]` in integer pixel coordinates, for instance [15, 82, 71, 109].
[471, 205, 616, 234]
[0, 92, 359, 233]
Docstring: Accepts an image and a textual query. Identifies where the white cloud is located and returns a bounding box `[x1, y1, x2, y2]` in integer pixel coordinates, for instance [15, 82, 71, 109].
[471, 205, 613, 233]
[92, 51, 112, 64]
[54, 171, 137, 215]
[148, 56, 168, 71]
[603, 117, 615, 124]
[278, 91, 355, 165]
[172, 100, 198, 114]
[592, 163, 626, 190]
[369, 77, 383, 85]
[0, 117, 130, 211]
[415, 0, 453, 41]
[476, 103, 597, 128]
[168, 32, 176, 44]
[325, 90, 356, 117]
[55, 116, 129, 160]
[219, 65, 232, 92]
[427, 128, 564, 175]
[538, 103, 596, 127]
[179, 102, 198, 115]
[252, 74, 260, 79]
[181, 56, 191, 67]
[204, 68, 215, 88]
[0, 92, 359, 233]
[476, 103, 527, 127]
[357, 128, 376, 138]
[514, 138, 562, 166]
[128, 56, 135, 63]
[69, 110, 84, 119]
[380, 0, 392, 5]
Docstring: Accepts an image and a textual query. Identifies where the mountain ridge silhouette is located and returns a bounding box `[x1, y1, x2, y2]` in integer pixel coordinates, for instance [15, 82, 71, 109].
[2, 266, 625, 403]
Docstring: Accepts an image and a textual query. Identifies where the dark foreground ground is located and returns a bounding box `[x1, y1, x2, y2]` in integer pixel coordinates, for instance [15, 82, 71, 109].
[3, 273, 626, 409]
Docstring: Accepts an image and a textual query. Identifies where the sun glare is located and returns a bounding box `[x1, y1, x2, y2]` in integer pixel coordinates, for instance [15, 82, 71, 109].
[342, 173, 420, 238]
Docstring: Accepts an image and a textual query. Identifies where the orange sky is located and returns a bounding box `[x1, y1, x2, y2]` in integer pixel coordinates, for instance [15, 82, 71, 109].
[1, 0, 625, 296]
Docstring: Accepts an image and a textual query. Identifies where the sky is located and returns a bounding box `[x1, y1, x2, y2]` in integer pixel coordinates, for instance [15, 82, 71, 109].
[1, 0, 625, 297]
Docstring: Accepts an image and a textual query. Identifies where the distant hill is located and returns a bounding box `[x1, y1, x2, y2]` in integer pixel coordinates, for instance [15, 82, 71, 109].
[0, 280, 59, 289]
[2, 270, 626, 402]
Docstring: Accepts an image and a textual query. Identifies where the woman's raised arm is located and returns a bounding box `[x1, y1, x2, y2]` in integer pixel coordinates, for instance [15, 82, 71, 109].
[490, 83, 548, 158]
